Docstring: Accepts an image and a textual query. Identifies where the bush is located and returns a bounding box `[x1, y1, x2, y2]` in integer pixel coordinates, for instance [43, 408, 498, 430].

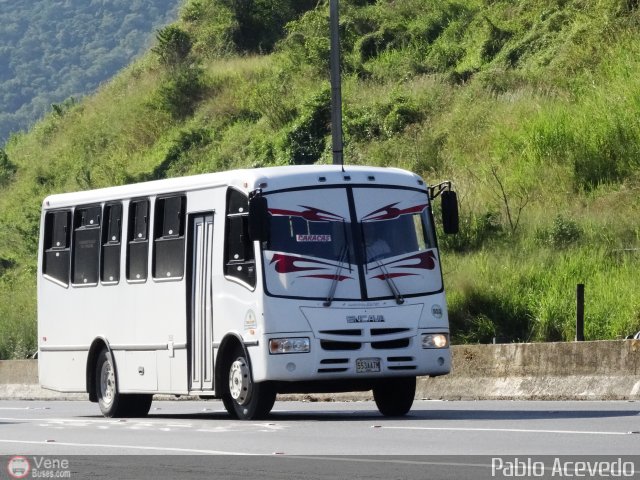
[222, 0, 317, 53]
[0, 149, 17, 187]
[537, 215, 583, 248]
[383, 96, 422, 135]
[153, 26, 193, 67]
[147, 128, 213, 180]
[448, 286, 532, 344]
[356, 25, 409, 63]
[284, 88, 331, 165]
[440, 210, 503, 253]
[153, 66, 206, 119]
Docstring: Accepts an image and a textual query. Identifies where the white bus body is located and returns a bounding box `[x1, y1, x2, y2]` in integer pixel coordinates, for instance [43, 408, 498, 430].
[37, 165, 455, 419]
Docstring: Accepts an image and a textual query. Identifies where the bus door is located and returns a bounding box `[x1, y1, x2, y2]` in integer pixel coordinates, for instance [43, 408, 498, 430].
[189, 214, 214, 391]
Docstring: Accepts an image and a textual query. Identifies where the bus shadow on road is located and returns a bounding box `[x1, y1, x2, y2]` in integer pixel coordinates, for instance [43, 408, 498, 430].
[410, 408, 640, 421]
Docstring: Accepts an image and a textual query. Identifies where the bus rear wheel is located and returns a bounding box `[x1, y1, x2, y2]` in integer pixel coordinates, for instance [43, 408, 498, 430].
[221, 345, 276, 420]
[95, 348, 152, 418]
[373, 376, 416, 417]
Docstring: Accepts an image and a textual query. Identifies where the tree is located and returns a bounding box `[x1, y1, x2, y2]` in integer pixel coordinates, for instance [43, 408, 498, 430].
[153, 25, 193, 67]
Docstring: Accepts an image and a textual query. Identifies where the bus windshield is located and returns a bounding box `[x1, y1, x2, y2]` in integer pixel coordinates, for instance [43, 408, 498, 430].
[362, 210, 435, 264]
[262, 187, 442, 300]
[268, 215, 352, 264]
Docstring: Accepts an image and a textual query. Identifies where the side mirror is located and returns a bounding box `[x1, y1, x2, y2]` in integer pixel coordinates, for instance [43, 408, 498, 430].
[248, 195, 270, 242]
[441, 190, 459, 234]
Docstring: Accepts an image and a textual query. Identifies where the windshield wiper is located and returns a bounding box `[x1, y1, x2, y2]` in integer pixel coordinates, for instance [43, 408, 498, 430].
[362, 232, 404, 305]
[323, 244, 348, 307]
[373, 257, 404, 305]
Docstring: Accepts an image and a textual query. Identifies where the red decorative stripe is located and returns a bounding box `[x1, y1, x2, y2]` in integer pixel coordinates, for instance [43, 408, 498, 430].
[370, 273, 417, 280]
[268, 205, 344, 222]
[301, 274, 352, 281]
[269, 253, 335, 274]
[369, 251, 437, 273]
[362, 203, 427, 221]
[389, 251, 436, 271]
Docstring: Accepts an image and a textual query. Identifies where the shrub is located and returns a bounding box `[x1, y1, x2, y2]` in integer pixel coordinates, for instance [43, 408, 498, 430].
[148, 128, 213, 180]
[382, 96, 422, 135]
[344, 106, 383, 141]
[222, 0, 317, 53]
[153, 66, 206, 119]
[355, 25, 409, 63]
[284, 88, 331, 165]
[181, 0, 204, 22]
[0, 149, 17, 187]
[480, 17, 512, 61]
[440, 210, 503, 253]
[537, 215, 583, 248]
[153, 26, 193, 67]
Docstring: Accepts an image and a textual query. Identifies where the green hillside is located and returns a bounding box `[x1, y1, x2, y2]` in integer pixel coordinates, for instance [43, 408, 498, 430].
[0, 0, 181, 145]
[1, 0, 640, 359]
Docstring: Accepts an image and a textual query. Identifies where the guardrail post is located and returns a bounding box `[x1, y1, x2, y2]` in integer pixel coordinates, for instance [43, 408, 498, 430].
[576, 283, 585, 341]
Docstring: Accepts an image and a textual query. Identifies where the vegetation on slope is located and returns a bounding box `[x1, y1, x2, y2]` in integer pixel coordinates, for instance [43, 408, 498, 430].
[1, 0, 640, 358]
[0, 0, 181, 144]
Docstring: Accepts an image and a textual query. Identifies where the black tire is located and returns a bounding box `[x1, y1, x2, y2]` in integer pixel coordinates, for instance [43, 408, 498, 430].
[126, 394, 153, 417]
[373, 376, 416, 417]
[95, 348, 153, 418]
[221, 345, 276, 420]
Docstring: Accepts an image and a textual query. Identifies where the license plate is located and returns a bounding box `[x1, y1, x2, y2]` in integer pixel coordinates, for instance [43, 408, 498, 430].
[356, 357, 381, 373]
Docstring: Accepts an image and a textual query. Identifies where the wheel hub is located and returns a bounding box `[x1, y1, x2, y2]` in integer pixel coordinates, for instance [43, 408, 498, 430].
[100, 360, 115, 406]
[229, 357, 251, 405]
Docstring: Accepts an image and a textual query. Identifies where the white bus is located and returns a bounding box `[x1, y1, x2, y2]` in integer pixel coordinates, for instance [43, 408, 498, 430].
[37, 165, 458, 419]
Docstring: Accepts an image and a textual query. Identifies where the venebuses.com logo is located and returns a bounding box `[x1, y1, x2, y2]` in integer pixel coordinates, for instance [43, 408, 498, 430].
[6, 456, 71, 478]
[7, 456, 30, 479]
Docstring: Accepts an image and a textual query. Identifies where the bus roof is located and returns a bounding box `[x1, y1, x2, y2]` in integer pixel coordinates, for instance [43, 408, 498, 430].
[42, 165, 426, 209]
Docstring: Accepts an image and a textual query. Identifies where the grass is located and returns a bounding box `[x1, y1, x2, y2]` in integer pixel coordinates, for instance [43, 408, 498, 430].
[2, 0, 640, 357]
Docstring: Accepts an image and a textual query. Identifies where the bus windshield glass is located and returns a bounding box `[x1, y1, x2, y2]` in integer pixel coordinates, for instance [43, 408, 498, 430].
[362, 210, 435, 263]
[268, 215, 352, 263]
[262, 186, 442, 300]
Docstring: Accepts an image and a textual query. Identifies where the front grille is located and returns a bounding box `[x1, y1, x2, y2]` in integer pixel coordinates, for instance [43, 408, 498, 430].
[320, 358, 349, 364]
[320, 340, 361, 351]
[371, 328, 411, 336]
[318, 329, 362, 336]
[372, 338, 410, 349]
[387, 356, 413, 362]
[318, 367, 349, 373]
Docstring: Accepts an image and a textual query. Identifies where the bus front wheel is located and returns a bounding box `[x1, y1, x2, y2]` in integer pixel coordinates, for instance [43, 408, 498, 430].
[373, 377, 416, 417]
[221, 345, 276, 420]
[95, 348, 152, 418]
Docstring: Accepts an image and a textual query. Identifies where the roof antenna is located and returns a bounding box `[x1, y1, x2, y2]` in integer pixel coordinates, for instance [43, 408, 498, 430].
[329, 0, 345, 172]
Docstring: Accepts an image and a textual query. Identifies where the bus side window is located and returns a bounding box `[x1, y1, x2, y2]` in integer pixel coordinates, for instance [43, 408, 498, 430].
[43, 210, 71, 286]
[101, 202, 122, 284]
[224, 189, 256, 287]
[127, 198, 149, 282]
[72, 205, 101, 286]
[153, 195, 186, 280]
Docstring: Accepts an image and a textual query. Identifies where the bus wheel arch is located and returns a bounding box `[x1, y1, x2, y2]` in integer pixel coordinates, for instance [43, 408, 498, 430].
[86, 337, 111, 403]
[216, 334, 275, 420]
[88, 339, 152, 418]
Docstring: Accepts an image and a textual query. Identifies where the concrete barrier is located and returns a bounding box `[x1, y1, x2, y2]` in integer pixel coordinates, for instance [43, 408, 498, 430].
[1, 340, 639, 401]
[417, 339, 640, 401]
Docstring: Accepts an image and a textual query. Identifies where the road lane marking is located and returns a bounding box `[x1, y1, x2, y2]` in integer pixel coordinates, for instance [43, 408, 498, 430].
[0, 407, 49, 410]
[381, 426, 633, 436]
[0, 439, 255, 455]
[283, 455, 491, 468]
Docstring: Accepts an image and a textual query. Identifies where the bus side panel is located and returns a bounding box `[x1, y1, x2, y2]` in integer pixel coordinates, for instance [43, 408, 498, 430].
[116, 351, 158, 392]
[38, 351, 88, 392]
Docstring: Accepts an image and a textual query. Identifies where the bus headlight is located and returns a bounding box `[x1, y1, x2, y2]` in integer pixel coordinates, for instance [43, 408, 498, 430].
[422, 333, 449, 349]
[269, 337, 310, 354]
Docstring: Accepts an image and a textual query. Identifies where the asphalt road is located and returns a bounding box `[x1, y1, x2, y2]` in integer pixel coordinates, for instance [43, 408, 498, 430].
[1, 399, 639, 479]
